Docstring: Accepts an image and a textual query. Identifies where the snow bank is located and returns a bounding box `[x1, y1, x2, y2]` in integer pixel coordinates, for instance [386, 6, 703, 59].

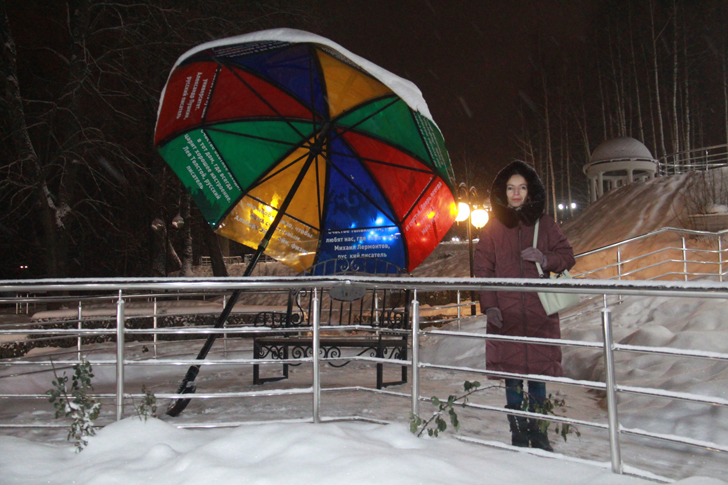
[0, 418, 719, 485]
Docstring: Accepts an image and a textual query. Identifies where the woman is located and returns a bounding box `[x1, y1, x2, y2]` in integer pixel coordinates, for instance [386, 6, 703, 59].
[473, 160, 575, 451]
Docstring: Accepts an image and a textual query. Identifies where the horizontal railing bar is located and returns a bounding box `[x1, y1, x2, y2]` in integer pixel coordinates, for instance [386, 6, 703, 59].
[423, 329, 604, 350]
[617, 385, 728, 407]
[0, 357, 312, 367]
[452, 399, 609, 431]
[0, 289, 287, 305]
[4, 276, 728, 299]
[620, 426, 728, 454]
[418, 362, 607, 391]
[614, 343, 728, 362]
[321, 356, 411, 365]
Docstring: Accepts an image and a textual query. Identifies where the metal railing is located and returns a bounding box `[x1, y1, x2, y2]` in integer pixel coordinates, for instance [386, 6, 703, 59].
[1, 277, 728, 480]
[658, 143, 728, 175]
[571, 226, 728, 282]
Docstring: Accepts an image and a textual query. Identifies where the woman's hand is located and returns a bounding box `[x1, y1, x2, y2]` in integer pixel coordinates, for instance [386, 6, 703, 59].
[486, 307, 503, 328]
[521, 247, 547, 268]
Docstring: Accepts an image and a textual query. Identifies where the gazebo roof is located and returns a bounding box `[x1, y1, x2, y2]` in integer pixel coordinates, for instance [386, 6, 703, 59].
[589, 137, 654, 164]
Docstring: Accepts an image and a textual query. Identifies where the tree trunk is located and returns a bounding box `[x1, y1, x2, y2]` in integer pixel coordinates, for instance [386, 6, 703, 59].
[596, 42, 609, 142]
[542, 72, 557, 219]
[203, 224, 229, 277]
[151, 219, 167, 277]
[650, 0, 668, 159]
[671, 0, 681, 159]
[180, 192, 194, 276]
[629, 4, 646, 143]
[682, 26, 691, 158]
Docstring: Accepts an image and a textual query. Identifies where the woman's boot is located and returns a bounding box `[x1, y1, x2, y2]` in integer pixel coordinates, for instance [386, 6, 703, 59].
[505, 405, 529, 447]
[527, 418, 554, 451]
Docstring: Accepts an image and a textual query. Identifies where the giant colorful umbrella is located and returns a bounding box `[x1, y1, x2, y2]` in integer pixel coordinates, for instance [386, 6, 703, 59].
[155, 29, 457, 274]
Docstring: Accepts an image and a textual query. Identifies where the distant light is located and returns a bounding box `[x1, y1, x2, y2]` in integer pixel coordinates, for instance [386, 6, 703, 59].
[19, 265, 28, 269]
[350, 222, 357, 228]
[451, 237, 460, 242]
[375, 217, 384, 225]
[558, 203, 564, 210]
[427, 211, 435, 219]
[455, 202, 471, 222]
[470, 208, 489, 228]
[571, 202, 577, 209]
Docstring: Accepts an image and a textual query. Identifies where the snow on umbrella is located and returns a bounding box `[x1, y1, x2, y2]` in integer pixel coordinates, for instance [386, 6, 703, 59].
[155, 29, 457, 274]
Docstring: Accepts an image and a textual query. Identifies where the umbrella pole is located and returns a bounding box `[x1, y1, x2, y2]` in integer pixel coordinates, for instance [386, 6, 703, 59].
[167, 146, 323, 416]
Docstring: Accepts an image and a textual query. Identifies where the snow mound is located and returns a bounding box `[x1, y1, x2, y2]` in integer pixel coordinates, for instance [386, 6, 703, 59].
[0, 418, 719, 485]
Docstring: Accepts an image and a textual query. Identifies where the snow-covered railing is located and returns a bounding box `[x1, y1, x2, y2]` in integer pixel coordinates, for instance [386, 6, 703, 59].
[1, 277, 728, 481]
[573, 226, 728, 282]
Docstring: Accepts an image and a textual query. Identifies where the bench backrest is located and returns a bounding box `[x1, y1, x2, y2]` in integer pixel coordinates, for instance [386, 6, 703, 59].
[297, 258, 411, 330]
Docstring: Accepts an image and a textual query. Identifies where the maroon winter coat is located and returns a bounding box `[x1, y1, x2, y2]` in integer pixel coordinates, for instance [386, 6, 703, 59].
[474, 161, 575, 377]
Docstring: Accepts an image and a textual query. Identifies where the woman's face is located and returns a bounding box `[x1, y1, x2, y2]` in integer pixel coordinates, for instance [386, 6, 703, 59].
[506, 174, 528, 208]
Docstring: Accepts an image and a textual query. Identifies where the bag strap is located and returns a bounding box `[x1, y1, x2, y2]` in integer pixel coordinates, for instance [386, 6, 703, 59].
[533, 219, 545, 277]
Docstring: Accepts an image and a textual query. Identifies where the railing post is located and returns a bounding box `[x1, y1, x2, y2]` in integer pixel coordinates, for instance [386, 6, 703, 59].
[617, 247, 622, 280]
[682, 236, 689, 282]
[617, 248, 623, 304]
[601, 296, 622, 474]
[719, 236, 724, 283]
[411, 289, 420, 417]
[312, 288, 320, 424]
[152, 297, 158, 359]
[77, 301, 83, 362]
[116, 290, 125, 421]
[456, 290, 462, 331]
[222, 294, 228, 357]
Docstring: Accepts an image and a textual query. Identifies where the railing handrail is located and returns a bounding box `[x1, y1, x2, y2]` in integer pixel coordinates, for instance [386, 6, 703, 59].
[3, 276, 728, 298]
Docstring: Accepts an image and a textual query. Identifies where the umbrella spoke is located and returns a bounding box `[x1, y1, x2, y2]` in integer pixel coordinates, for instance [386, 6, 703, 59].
[218, 61, 318, 141]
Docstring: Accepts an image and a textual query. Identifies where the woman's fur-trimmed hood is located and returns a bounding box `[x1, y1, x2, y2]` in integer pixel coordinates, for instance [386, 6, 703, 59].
[490, 160, 546, 228]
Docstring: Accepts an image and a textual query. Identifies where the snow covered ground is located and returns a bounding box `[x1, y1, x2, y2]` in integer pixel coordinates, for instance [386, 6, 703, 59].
[1, 288, 728, 484]
[2, 418, 722, 485]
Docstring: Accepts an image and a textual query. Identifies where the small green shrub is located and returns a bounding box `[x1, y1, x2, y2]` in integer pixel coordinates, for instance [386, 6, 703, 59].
[410, 381, 580, 441]
[46, 359, 101, 452]
[133, 385, 158, 421]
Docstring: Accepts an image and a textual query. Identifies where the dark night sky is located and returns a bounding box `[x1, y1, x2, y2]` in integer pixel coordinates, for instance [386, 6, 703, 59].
[314, 0, 600, 184]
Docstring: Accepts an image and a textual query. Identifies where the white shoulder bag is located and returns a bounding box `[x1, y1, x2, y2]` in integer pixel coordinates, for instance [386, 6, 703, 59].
[533, 220, 580, 316]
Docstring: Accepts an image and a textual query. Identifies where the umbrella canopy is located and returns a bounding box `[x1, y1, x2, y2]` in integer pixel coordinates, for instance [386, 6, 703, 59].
[155, 29, 457, 273]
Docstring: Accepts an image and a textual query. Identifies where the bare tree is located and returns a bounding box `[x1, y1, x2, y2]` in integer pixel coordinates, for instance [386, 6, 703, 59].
[0, 0, 319, 278]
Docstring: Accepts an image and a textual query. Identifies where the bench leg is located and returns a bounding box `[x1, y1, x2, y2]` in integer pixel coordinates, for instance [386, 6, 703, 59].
[253, 341, 290, 385]
[376, 340, 384, 389]
[401, 336, 408, 384]
[253, 339, 261, 385]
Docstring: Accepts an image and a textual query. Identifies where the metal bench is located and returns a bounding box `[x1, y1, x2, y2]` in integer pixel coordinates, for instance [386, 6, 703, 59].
[252, 258, 410, 389]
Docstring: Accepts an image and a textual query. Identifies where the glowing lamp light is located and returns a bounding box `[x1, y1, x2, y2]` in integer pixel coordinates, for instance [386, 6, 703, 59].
[455, 202, 471, 222]
[470, 208, 489, 228]
[571, 202, 577, 209]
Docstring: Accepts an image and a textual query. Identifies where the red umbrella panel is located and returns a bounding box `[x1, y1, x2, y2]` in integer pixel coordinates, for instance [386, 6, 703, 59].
[155, 31, 457, 273]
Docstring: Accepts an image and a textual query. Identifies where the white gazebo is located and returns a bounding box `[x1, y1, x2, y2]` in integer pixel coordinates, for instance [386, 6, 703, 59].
[584, 137, 657, 202]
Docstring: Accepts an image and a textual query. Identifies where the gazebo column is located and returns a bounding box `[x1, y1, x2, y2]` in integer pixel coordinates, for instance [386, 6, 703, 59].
[598, 172, 604, 197]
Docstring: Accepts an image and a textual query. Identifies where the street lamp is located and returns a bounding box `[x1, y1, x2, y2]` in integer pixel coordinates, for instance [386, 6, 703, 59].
[557, 201, 578, 221]
[457, 183, 489, 315]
